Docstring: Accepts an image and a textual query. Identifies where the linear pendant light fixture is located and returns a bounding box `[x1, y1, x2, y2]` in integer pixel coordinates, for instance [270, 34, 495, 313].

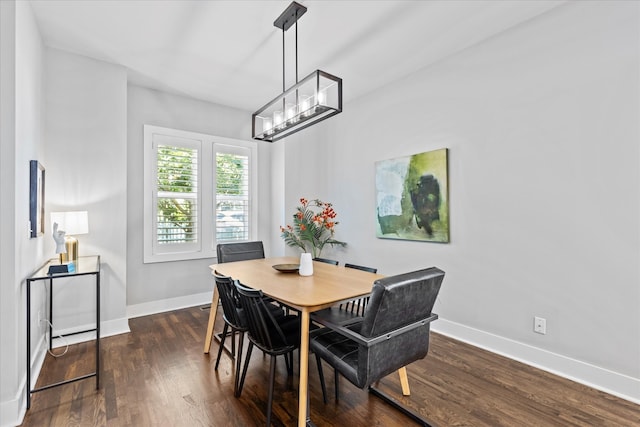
[252, 1, 342, 142]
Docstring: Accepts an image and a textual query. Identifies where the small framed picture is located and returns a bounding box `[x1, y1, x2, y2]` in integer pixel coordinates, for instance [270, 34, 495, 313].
[29, 160, 45, 238]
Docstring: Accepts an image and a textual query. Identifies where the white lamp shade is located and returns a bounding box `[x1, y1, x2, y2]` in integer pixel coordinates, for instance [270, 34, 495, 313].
[51, 211, 89, 235]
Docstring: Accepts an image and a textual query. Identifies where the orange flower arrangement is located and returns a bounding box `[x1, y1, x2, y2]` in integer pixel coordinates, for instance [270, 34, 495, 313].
[280, 198, 346, 258]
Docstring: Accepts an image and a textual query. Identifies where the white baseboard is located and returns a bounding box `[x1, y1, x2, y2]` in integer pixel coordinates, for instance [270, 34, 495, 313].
[3, 333, 58, 427]
[126, 291, 212, 319]
[52, 317, 130, 348]
[432, 318, 640, 405]
[0, 395, 23, 427]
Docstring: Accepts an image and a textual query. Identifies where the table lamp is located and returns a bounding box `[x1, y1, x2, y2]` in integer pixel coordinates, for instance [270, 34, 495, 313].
[50, 211, 89, 263]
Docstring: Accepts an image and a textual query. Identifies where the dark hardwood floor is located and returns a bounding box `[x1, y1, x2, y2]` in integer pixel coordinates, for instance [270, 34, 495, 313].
[21, 306, 639, 426]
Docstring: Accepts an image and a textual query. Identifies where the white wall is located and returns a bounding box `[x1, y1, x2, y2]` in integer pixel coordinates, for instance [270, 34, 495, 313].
[126, 85, 274, 314]
[44, 48, 129, 339]
[276, 123, 337, 258]
[0, 3, 20, 425]
[0, 2, 48, 425]
[285, 1, 640, 401]
[15, 0, 47, 398]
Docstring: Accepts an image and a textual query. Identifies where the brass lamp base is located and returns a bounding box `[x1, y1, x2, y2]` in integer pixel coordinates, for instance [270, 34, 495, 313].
[59, 236, 78, 263]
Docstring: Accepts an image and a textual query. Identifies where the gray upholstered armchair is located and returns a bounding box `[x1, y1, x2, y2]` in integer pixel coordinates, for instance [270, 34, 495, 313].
[310, 267, 444, 426]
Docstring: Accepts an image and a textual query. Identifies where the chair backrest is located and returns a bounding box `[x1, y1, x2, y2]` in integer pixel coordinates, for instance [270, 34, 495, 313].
[234, 281, 296, 353]
[344, 263, 377, 274]
[341, 264, 377, 315]
[313, 257, 339, 265]
[356, 267, 444, 386]
[217, 241, 265, 263]
[214, 273, 246, 330]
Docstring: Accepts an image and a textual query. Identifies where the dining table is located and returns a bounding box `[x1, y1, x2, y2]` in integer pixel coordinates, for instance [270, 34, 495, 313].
[204, 256, 410, 427]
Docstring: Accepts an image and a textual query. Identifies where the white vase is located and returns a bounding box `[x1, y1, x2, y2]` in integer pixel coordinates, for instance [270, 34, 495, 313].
[299, 253, 314, 276]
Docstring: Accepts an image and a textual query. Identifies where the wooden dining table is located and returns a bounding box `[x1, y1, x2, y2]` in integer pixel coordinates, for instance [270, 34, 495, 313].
[204, 256, 409, 427]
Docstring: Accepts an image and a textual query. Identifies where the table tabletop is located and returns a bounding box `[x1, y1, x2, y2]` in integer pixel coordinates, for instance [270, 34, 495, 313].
[210, 256, 383, 311]
[28, 255, 101, 281]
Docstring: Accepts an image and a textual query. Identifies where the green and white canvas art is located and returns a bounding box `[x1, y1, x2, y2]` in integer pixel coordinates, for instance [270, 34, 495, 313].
[375, 148, 449, 242]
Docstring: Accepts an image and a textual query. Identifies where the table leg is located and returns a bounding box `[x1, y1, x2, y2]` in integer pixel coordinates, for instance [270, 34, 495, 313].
[298, 309, 310, 427]
[203, 287, 220, 354]
[398, 367, 410, 396]
[26, 281, 31, 409]
[96, 271, 101, 389]
[49, 278, 53, 350]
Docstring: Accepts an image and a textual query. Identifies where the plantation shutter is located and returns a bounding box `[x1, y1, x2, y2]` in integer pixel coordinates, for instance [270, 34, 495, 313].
[156, 144, 198, 244]
[215, 144, 250, 242]
[149, 131, 202, 258]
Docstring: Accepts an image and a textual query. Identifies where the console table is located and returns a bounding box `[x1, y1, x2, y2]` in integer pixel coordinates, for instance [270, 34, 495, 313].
[26, 255, 101, 409]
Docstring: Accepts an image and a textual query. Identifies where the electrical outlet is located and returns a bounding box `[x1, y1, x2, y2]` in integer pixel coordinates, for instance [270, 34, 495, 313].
[534, 316, 546, 334]
[38, 310, 48, 325]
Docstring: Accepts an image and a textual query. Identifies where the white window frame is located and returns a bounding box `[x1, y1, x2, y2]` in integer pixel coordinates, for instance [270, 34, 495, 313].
[143, 125, 258, 263]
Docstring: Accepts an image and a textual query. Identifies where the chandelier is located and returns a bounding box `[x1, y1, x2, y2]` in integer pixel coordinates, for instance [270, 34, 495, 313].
[252, 1, 343, 142]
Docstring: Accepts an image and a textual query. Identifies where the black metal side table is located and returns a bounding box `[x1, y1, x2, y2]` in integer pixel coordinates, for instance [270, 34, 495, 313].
[26, 255, 100, 409]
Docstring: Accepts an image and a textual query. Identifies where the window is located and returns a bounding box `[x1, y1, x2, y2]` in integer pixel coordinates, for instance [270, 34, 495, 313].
[144, 125, 257, 263]
[156, 140, 200, 249]
[216, 146, 250, 242]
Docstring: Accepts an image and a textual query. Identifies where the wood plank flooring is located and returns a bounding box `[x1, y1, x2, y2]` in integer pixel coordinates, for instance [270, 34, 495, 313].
[21, 306, 639, 426]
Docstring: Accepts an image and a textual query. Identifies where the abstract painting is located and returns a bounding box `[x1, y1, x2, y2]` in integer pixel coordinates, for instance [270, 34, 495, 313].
[376, 148, 449, 242]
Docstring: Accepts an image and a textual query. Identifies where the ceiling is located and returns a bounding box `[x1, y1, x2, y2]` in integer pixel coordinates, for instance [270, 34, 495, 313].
[28, 0, 564, 112]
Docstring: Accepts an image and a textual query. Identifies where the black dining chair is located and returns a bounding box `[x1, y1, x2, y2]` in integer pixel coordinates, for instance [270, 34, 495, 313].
[310, 263, 377, 326]
[344, 263, 377, 273]
[213, 273, 248, 397]
[206, 241, 266, 311]
[340, 263, 377, 316]
[217, 241, 265, 263]
[234, 281, 300, 426]
[207, 242, 265, 315]
[310, 267, 444, 425]
[313, 257, 339, 265]
[210, 241, 281, 360]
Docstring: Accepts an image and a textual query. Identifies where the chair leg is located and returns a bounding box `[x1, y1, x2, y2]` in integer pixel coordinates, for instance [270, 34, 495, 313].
[230, 329, 236, 357]
[237, 342, 254, 397]
[315, 354, 327, 404]
[287, 351, 295, 376]
[334, 369, 340, 401]
[233, 331, 245, 397]
[266, 355, 277, 427]
[214, 323, 229, 371]
[284, 352, 291, 376]
[398, 367, 411, 396]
